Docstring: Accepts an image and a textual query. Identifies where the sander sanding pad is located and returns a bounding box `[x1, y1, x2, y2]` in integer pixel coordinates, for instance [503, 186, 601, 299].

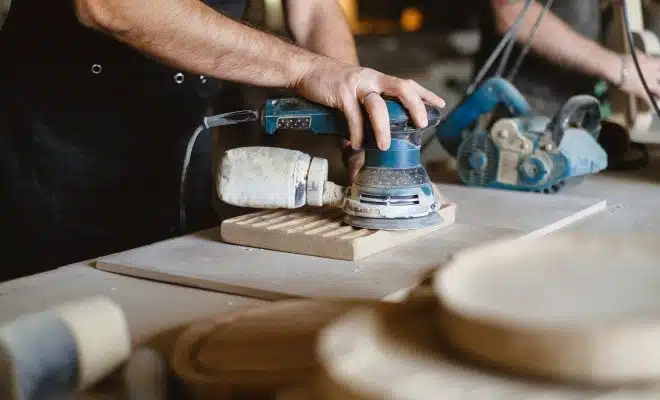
[433, 233, 660, 386]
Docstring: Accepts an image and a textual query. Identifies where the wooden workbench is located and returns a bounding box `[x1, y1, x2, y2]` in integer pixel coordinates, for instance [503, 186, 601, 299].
[0, 165, 659, 398]
[0, 264, 265, 348]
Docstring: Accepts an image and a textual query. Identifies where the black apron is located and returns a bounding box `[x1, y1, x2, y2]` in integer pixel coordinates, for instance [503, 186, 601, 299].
[474, 0, 603, 116]
[0, 0, 247, 280]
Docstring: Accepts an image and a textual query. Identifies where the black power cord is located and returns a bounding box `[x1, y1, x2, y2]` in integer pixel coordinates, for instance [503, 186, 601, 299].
[422, 0, 536, 153]
[621, 0, 660, 119]
[495, 0, 535, 78]
[506, 0, 555, 81]
[466, 0, 534, 94]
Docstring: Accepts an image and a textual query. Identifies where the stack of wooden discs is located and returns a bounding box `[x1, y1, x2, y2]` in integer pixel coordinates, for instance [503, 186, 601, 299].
[169, 233, 660, 398]
[315, 234, 660, 399]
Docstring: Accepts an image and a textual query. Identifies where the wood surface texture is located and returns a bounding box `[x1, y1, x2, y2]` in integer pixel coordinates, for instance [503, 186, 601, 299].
[170, 299, 376, 398]
[434, 233, 660, 386]
[220, 202, 456, 261]
[219, 182, 456, 261]
[94, 183, 606, 301]
[0, 265, 264, 348]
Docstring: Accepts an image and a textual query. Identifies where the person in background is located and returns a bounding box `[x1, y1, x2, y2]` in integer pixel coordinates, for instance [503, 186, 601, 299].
[476, 0, 660, 116]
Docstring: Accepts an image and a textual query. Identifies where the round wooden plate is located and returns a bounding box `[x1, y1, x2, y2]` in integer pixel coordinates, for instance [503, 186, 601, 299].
[315, 295, 614, 399]
[170, 299, 373, 398]
[433, 233, 660, 385]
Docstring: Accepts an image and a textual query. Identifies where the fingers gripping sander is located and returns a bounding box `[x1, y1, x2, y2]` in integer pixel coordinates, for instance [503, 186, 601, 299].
[217, 97, 445, 230]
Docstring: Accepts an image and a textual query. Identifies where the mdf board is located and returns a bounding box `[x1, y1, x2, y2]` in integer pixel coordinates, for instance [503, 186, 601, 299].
[95, 184, 607, 301]
[220, 202, 457, 261]
[438, 184, 608, 236]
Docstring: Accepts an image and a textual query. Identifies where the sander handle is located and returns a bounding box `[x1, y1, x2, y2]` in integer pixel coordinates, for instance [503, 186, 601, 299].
[260, 97, 443, 141]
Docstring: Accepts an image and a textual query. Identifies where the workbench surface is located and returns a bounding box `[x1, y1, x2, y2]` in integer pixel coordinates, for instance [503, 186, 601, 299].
[0, 162, 658, 398]
[1, 171, 654, 333]
[0, 263, 266, 346]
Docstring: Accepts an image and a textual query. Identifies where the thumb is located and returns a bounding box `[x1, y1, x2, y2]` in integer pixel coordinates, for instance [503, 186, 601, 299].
[346, 151, 365, 186]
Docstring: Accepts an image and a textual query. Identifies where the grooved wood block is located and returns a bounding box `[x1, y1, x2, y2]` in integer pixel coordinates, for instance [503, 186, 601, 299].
[220, 202, 457, 261]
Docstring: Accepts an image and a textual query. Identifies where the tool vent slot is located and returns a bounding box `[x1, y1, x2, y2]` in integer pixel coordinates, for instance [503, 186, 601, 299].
[359, 194, 419, 206]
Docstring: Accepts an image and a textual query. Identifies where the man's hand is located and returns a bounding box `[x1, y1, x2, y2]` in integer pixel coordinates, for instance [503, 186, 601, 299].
[283, 0, 444, 185]
[617, 52, 660, 107]
[282, 0, 361, 184]
[294, 59, 445, 151]
[74, 0, 445, 169]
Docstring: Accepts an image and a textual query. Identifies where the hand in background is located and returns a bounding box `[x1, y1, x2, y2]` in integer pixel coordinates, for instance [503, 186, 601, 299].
[618, 52, 660, 107]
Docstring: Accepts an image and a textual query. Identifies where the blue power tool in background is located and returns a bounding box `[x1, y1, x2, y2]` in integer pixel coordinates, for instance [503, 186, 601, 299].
[430, 77, 608, 193]
[200, 96, 446, 230]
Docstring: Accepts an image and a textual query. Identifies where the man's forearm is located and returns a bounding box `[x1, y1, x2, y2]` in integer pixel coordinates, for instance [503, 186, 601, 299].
[283, 0, 359, 65]
[493, 1, 621, 83]
[74, 0, 332, 89]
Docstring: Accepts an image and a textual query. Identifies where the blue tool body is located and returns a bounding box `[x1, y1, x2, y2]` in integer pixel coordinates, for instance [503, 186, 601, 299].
[259, 96, 446, 230]
[436, 77, 532, 157]
[261, 97, 438, 170]
[434, 77, 608, 193]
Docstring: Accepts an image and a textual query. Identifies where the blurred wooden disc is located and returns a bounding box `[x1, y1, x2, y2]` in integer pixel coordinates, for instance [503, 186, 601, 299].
[434, 234, 660, 385]
[170, 299, 372, 398]
[315, 295, 609, 399]
[122, 348, 169, 400]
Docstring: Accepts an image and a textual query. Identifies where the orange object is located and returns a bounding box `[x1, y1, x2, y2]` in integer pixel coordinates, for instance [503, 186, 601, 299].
[401, 7, 423, 32]
[338, 0, 359, 32]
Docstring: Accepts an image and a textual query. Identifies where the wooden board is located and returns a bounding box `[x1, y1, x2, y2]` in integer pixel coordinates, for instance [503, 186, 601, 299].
[95, 183, 607, 301]
[220, 202, 456, 261]
[436, 184, 608, 235]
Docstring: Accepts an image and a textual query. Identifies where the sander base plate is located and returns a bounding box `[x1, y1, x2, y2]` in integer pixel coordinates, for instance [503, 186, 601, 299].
[343, 211, 446, 231]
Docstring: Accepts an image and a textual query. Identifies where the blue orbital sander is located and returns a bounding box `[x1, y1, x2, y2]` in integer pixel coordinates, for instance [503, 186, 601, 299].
[201, 96, 446, 230]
